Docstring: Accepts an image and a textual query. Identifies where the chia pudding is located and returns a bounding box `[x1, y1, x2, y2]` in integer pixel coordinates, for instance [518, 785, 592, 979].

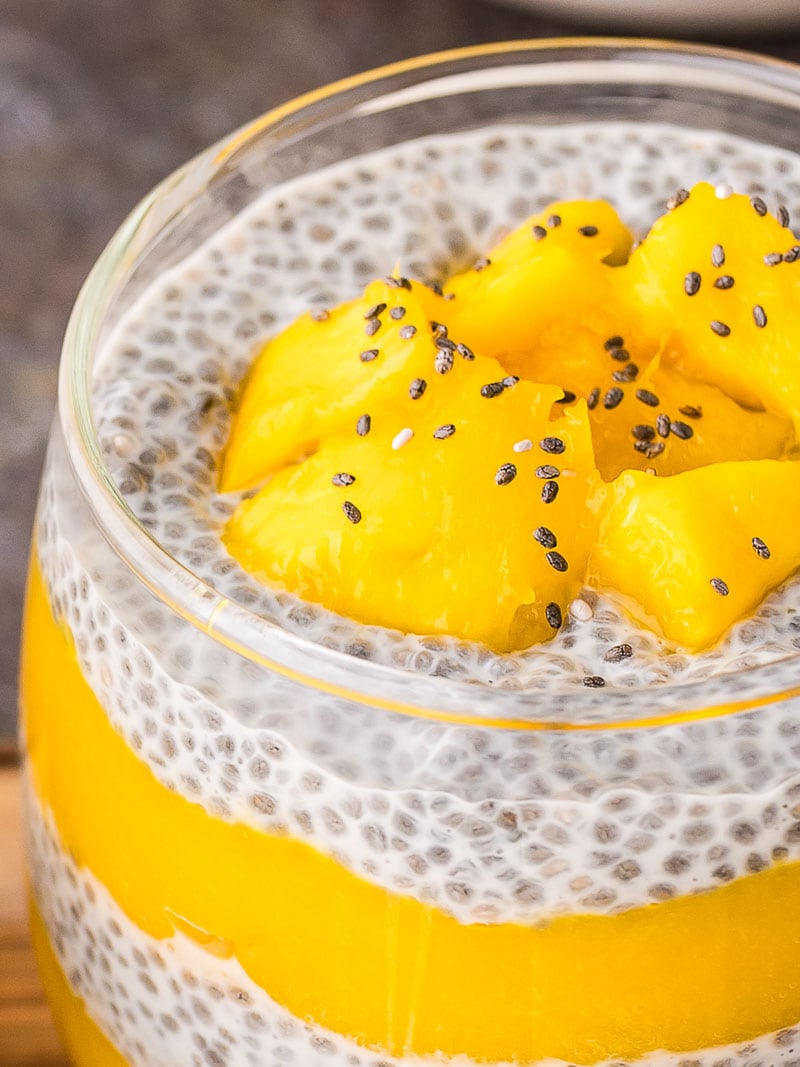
[22, 115, 800, 1067]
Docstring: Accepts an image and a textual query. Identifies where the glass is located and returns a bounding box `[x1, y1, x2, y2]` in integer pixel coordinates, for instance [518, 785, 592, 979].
[19, 38, 800, 1067]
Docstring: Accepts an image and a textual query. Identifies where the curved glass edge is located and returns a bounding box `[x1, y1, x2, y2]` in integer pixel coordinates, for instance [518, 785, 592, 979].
[57, 37, 800, 729]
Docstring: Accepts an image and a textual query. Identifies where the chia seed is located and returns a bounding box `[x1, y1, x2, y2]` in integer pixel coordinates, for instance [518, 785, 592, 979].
[540, 437, 566, 455]
[495, 462, 517, 486]
[752, 536, 771, 560]
[684, 272, 701, 296]
[546, 550, 569, 572]
[670, 420, 694, 440]
[533, 526, 557, 549]
[342, 501, 362, 524]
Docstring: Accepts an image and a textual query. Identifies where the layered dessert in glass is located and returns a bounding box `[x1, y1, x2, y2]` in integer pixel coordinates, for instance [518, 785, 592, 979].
[20, 40, 800, 1067]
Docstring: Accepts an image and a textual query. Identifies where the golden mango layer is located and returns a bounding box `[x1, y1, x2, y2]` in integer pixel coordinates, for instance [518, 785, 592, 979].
[22, 559, 800, 1064]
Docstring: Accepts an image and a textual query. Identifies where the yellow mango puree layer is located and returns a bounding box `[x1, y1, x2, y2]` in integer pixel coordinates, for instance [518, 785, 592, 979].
[22, 559, 800, 1064]
[29, 898, 129, 1067]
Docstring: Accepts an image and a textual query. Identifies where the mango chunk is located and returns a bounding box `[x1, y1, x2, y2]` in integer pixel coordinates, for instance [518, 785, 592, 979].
[443, 200, 634, 369]
[625, 182, 800, 423]
[588, 461, 800, 651]
[225, 356, 599, 652]
[221, 278, 449, 492]
[588, 355, 795, 481]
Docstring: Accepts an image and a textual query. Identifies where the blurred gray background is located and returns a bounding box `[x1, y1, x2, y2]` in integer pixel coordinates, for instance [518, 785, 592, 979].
[3, 0, 800, 737]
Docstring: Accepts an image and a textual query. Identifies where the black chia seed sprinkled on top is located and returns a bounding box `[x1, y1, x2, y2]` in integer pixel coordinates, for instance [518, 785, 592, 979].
[540, 437, 566, 455]
[533, 526, 557, 549]
[495, 462, 517, 486]
[714, 275, 735, 289]
[473, 257, 491, 271]
[343, 500, 362, 524]
[609, 347, 630, 363]
[587, 387, 600, 411]
[502, 376, 520, 388]
[711, 244, 725, 268]
[636, 389, 660, 407]
[667, 188, 690, 209]
[679, 404, 703, 419]
[481, 380, 506, 399]
[604, 643, 633, 663]
[311, 308, 330, 322]
[752, 536, 771, 559]
[455, 342, 475, 361]
[750, 195, 768, 216]
[764, 252, 783, 266]
[604, 335, 625, 351]
[557, 390, 576, 404]
[532, 224, 547, 241]
[684, 271, 702, 296]
[332, 472, 356, 487]
[656, 414, 671, 438]
[409, 378, 427, 400]
[359, 348, 379, 363]
[430, 320, 448, 337]
[710, 320, 731, 337]
[547, 214, 562, 228]
[364, 318, 381, 337]
[635, 440, 665, 458]
[612, 363, 638, 383]
[545, 602, 562, 629]
[389, 306, 406, 320]
[545, 550, 568, 572]
[364, 302, 387, 319]
[783, 246, 800, 263]
[578, 225, 599, 237]
[435, 347, 454, 375]
[433, 424, 456, 439]
[670, 420, 694, 440]
[583, 675, 606, 688]
[385, 275, 411, 290]
[424, 280, 443, 296]
[603, 387, 624, 410]
[753, 304, 768, 328]
[536, 464, 561, 479]
[632, 424, 656, 442]
[778, 205, 791, 228]
[541, 480, 559, 504]
[710, 577, 730, 596]
[356, 414, 371, 436]
[399, 324, 417, 340]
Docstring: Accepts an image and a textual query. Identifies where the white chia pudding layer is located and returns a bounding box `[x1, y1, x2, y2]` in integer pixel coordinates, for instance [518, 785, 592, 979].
[34, 122, 800, 924]
[26, 776, 800, 1067]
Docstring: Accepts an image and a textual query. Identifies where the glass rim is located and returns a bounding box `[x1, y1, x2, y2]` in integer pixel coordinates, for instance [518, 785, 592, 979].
[59, 36, 800, 731]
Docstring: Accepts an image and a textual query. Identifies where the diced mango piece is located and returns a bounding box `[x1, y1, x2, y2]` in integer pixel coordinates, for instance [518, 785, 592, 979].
[443, 200, 634, 368]
[588, 461, 800, 650]
[625, 182, 800, 423]
[225, 355, 599, 652]
[589, 355, 795, 481]
[221, 278, 449, 491]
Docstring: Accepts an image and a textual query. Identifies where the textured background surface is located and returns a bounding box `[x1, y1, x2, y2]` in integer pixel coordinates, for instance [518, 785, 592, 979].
[3, 0, 800, 738]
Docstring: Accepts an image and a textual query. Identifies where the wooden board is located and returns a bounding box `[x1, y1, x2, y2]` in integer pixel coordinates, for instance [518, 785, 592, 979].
[0, 751, 68, 1065]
